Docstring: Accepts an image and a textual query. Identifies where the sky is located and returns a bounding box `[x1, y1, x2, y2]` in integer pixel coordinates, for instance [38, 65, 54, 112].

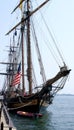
[0, 0, 74, 94]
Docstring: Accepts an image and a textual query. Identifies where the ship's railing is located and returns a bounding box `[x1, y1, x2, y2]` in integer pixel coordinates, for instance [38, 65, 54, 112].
[0, 101, 16, 130]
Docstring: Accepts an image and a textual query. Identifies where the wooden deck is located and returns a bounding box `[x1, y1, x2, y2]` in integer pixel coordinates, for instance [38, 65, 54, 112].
[0, 102, 17, 130]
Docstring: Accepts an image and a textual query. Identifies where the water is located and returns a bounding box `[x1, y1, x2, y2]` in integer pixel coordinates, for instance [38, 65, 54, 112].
[10, 95, 74, 130]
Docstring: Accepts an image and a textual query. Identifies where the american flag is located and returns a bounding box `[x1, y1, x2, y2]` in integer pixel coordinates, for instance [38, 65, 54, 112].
[11, 63, 21, 86]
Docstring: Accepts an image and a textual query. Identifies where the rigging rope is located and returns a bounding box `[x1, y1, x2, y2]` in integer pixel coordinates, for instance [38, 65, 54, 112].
[31, 62, 38, 88]
[34, 0, 66, 67]
[52, 75, 68, 95]
[32, 14, 61, 67]
[31, 19, 46, 83]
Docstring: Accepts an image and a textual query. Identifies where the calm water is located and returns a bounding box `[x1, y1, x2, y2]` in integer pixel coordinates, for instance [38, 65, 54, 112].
[10, 95, 74, 130]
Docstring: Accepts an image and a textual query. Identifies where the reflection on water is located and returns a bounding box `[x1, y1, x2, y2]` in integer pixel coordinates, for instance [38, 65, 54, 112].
[9, 95, 74, 130]
[10, 109, 55, 130]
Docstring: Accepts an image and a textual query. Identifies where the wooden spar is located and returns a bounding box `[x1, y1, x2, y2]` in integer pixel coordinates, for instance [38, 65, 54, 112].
[30, 0, 50, 17]
[26, 0, 32, 94]
[11, 0, 26, 14]
[45, 69, 71, 87]
[0, 62, 18, 65]
[6, 46, 18, 48]
[21, 17, 25, 93]
[0, 73, 13, 75]
[6, 0, 50, 35]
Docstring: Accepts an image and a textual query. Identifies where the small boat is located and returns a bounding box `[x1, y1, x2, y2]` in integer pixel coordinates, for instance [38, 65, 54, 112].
[17, 111, 43, 118]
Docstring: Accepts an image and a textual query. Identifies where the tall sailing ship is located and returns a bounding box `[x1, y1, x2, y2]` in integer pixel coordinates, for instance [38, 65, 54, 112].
[1, 0, 70, 114]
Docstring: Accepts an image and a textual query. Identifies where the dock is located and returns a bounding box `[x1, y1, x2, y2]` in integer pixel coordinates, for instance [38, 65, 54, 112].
[0, 101, 17, 130]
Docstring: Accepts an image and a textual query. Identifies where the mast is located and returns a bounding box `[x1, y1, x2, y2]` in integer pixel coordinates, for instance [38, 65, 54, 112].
[26, 0, 32, 94]
[20, 1, 25, 93]
[5, 0, 50, 94]
[21, 18, 25, 93]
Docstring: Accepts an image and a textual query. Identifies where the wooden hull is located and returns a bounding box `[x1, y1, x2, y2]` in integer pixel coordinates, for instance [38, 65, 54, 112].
[5, 96, 40, 113]
[8, 103, 40, 113]
[4, 85, 54, 113]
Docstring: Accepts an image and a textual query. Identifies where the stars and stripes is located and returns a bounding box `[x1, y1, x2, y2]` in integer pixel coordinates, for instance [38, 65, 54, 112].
[11, 63, 21, 86]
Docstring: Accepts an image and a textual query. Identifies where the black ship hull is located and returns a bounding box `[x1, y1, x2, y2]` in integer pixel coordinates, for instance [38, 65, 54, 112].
[8, 103, 40, 113]
[4, 97, 40, 113]
[4, 85, 53, 113]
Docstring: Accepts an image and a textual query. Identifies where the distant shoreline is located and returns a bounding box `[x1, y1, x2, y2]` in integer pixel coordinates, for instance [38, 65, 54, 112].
[57, 94, 74, 96]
